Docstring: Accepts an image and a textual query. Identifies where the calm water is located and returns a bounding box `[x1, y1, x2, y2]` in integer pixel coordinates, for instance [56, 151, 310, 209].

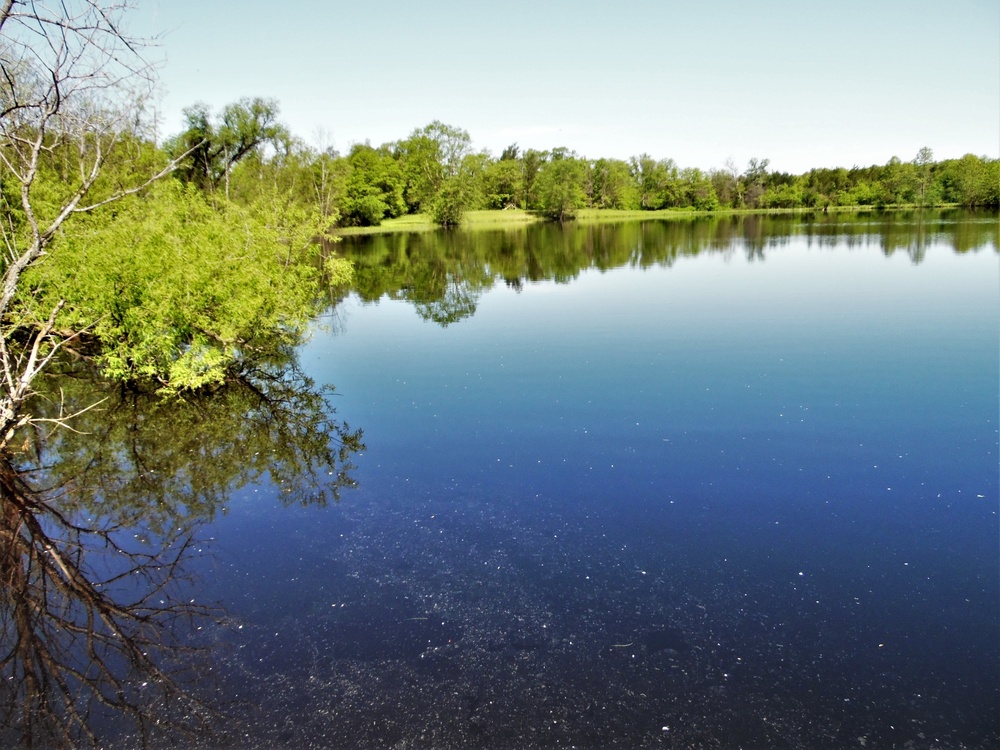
[10, 212, 1000, 749]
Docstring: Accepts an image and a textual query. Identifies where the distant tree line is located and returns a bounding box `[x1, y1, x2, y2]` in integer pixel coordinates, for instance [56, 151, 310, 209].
[166, 103, 1000, 228]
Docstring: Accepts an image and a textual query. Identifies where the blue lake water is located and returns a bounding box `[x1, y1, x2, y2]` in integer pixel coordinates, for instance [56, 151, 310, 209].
[199, 216, 997, 748]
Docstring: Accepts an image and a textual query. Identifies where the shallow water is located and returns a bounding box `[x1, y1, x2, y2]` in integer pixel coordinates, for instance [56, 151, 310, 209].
[182, 213, 999, 748]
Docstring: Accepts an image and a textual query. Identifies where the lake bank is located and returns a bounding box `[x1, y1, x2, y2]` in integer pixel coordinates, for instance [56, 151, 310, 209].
[332, 203, 966, 236]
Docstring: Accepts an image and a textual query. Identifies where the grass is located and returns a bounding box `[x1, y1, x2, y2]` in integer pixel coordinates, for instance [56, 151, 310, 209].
[333, 204, 959, 236]
[333, 209, 541, 236]
[572, 208, 701, 222]
[334, 214, 436, 235]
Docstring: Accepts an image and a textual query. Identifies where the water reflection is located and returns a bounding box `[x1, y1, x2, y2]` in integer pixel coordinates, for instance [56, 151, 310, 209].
[1, 357, 363, 747]
[340, 209, 998, 324]
[0, 458, 216, 748]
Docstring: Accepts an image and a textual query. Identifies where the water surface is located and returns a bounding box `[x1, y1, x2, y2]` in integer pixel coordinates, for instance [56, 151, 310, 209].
[199, 212, 999, 748]
[15, 212, 999, 749]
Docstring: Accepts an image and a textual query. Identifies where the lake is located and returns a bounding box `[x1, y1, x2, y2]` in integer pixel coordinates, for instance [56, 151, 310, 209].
[8, 211, 999, 749]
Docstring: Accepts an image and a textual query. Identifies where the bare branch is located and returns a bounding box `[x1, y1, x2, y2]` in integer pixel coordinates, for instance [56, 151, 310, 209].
[0, 0, 174, 447]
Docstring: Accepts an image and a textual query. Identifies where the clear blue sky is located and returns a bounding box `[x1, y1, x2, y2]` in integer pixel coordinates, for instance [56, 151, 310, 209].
[134, 0, 999, 174]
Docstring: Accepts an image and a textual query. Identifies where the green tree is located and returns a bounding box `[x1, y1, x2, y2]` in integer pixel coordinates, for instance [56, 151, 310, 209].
[630, 155, 681, 209]
[681, 168, 720, 211]
[913, 147, 935, 205]
[942, 154, 999, 207]
[422, 120, 472, 177]
[500, 143, 520, 161]
[742, 157, 770, 208]
[520, 149, 549, 209]
[22, 181, 329, 392]
[394, 132, 441, 212]
[429, 151, 493, 227]
[430, 177, 469, 227]
[481, 158, 522, 209]
[535, 154, 587, 221]
[169, 98, 288, 198]
[340, 143, 406, 226]
[587, 158, 639, 209]
[881, 156, 918, 204]
[394, 121, 472, 213]
[0, 0, 185, 451]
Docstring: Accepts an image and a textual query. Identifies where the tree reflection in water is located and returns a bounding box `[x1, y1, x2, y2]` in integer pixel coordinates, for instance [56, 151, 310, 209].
[0, 355, 363, 748]
[341, 208, 997, 325]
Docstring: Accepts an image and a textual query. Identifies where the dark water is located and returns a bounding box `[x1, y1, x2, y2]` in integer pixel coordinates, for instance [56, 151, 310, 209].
[7, 212, 999, 749]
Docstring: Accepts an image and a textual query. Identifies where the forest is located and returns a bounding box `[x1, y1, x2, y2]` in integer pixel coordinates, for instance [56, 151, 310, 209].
[166, 99, 1000, 228]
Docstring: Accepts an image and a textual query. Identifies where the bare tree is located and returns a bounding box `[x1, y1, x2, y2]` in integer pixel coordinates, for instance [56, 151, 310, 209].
[0, 1, 179, 451]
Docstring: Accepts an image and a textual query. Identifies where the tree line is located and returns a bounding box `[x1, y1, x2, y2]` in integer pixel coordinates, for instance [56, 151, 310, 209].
[165, 101, 1000, 228]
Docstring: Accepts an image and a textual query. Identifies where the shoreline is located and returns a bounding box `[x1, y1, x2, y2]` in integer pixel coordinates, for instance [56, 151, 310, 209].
[333, 203, 965, 236]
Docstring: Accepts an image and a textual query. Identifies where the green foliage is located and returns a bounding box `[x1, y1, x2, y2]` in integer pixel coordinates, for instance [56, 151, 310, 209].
[520, 149, 548, 209]
[170, 102, 215, 189]
[417, 121, 473, 178]
[21, 181, 323, 392]
[168, 97, 288, 192]
[535, 156, 587, 221]
[481, 158, 522, 209]
[158, 104, 1000, 236]
[427, 151, 496, 227]
[1, 134, 172, 247]
[941, 154, 1000, 207]
[392, 121, 471, 214]
[430, 178, 469, 227]
[760, 182, 807, 209]
[587, 158, 640, 210]
[339, 143, 406, 226]
[394, 133, 441, 213]
[325, 255, 355, 287]
[681, 168, 720, 211]
[630, 154, 682, 209]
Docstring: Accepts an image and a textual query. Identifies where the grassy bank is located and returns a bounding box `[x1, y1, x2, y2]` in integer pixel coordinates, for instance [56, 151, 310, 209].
[334, 209, 541, 236]
[333, 204, 961, 236]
